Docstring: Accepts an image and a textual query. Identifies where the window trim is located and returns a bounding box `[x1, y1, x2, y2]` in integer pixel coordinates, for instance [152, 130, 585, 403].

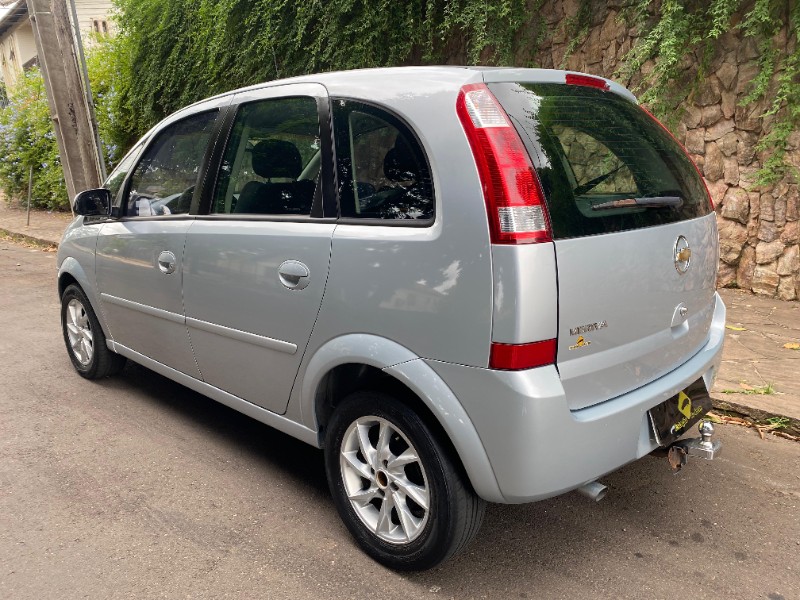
[330, 96, 436, 227]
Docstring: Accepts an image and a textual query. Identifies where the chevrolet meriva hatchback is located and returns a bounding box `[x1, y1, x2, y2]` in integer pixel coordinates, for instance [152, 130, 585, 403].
[58, 67, 726, 570]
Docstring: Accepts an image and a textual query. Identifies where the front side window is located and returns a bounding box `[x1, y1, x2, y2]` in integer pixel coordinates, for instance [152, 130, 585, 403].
[125, 110, 217, 217]
[104, 141, 145, 207]
[333, 100, 433, 221]
[212, 96, 321, 216]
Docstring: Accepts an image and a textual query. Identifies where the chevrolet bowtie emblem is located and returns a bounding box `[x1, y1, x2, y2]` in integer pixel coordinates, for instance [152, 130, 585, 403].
[674, 236, 692, 274]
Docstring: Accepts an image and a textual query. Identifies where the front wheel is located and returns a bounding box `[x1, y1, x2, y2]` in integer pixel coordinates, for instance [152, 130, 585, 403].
[61, 283, 126, 379]
[324, 391, 485, 570]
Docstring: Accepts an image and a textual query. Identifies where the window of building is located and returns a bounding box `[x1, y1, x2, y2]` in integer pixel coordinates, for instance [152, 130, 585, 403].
[92, 19, 110, 34]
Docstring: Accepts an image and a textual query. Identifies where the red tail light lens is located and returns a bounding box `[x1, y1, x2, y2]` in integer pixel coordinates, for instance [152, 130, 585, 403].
[490, 339, 557, 370]
[456, 83, 552, 244]
[640, 106, 715, 210]
[565, 73, 610, 91]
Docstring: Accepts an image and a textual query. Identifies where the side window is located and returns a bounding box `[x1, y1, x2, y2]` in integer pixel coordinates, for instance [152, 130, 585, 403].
[212, 97, 320, 215]
[333, 99, 433, 221]
[125, 110, 217, 217]
[104, 141, 145, 208]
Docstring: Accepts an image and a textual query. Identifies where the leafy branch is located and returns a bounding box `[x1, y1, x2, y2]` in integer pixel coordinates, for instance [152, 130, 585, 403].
[618, 0, 799, 186]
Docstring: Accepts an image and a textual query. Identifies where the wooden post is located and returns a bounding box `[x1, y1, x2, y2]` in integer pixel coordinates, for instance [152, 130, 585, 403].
[26, 165, 33, 225]
[26, 0, 104, 202]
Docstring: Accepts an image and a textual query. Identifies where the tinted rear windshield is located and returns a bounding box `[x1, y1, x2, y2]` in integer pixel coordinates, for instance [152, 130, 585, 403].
[489, 82, 711, 239]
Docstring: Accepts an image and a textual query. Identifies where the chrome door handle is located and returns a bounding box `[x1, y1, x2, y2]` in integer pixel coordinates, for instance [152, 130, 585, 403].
[278, 260, 310, 290]
[157, 251, 177, 274]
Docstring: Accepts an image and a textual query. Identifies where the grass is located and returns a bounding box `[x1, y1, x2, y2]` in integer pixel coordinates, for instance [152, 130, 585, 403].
[719, 382, 777, 395]
[764, 416, 790, 430]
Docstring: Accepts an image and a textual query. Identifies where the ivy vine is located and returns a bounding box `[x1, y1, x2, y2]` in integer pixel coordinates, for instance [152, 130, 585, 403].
[4, 0, 797, 210]
[108, 0, 526, 150]
[617, 0, 799, 186]
[559, 0, 593, 68]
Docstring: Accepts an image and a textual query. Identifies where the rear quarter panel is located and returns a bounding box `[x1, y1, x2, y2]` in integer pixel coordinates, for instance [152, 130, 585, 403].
[305, 69, 495, 368]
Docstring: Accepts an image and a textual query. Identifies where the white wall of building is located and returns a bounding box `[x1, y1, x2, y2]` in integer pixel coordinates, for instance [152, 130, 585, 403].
[0, 1, 115, 88]
[74, 0, 115, 35]
[1, 20, 36, 87]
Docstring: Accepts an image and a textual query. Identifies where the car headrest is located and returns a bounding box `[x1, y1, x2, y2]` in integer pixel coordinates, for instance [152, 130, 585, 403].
[251, 139, 302, 179]
[384, 136, 419, 183]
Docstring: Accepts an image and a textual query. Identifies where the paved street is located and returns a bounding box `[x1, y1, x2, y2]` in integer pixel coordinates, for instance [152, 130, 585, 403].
[1, 241, 798, 600]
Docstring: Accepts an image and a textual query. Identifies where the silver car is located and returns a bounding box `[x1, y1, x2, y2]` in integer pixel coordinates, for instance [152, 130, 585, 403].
[58, 67, 726, 570]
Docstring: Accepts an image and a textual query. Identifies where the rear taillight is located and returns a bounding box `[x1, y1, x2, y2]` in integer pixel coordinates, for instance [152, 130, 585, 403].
[641, 106, 715, 210]
[490, 339, 557, 370]
[456, 83, 552, 244]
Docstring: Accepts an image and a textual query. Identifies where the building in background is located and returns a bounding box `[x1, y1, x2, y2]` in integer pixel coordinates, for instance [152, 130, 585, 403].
[0, 0, 113, 88]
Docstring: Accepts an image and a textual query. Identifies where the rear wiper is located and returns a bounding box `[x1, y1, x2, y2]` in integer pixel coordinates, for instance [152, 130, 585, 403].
[590, 196, 683, 211]
[573, 166, 624, 195]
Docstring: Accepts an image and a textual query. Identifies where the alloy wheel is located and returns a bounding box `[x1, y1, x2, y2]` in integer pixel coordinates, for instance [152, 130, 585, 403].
[65, 298, 93, 366]
[340, 416, 430, 544]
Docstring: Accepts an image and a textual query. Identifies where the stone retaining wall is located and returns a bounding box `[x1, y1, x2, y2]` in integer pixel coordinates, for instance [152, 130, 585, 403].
[521, 0, 799, 300]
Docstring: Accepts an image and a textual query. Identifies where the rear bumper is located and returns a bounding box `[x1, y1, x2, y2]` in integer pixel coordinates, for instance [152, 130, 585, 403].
[425, 292, 726, 503]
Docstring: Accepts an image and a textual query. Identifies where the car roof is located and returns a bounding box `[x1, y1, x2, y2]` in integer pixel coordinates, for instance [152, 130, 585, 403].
[178, 66, 637, 115]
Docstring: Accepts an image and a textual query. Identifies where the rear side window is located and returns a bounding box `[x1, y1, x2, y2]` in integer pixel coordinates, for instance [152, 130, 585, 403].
[212, 97, 321, 216]
[333, 99, 433, 221]
[489, 83, 710, 239]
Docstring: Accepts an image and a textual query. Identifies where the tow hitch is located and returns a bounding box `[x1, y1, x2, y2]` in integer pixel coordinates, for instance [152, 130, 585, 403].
[665, 421, 721, 472]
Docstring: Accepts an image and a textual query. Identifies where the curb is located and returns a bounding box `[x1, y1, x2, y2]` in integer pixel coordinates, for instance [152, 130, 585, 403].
[0, 227, 59, 249]
[712, 396, 800, 437]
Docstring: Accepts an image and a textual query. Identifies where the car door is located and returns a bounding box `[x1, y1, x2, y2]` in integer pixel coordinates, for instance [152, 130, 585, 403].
[95, 106, 222, 377]
[182, 84, 336, 414]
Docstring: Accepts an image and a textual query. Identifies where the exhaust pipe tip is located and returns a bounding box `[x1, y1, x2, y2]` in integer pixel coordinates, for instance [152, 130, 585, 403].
[577, 481, 607, 502]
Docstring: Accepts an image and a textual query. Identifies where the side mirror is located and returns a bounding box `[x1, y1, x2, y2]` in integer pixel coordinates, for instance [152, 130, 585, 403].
[73, 188, 112, 216]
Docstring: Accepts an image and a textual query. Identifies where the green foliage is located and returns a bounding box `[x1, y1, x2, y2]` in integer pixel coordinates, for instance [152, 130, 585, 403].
[107, 0, 526, 149]
[0, 68, 68, 210]
[559, 0, 594, 67]
[746, 1, 800, 185]
[86, 33, 126, 167]
[619, 0, 800, 186]
[0, 38, 125, 211]
[620, 0, 710, 123]
[5, 0, 797, 209]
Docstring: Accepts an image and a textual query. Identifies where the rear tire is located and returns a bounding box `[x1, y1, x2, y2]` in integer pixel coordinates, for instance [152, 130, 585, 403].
[324, 391, 485, 570]
[61, 283, 126, 379]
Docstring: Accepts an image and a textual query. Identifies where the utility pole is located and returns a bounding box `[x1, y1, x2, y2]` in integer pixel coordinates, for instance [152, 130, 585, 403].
[26, 0, 105, 203]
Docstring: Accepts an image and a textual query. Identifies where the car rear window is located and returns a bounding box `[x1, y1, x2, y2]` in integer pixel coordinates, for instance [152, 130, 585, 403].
[488, 82, 711, 239]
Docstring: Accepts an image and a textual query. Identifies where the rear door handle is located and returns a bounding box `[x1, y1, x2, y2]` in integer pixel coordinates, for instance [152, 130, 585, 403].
[278, 260, 310, 290]
[157, 251, 177, 274]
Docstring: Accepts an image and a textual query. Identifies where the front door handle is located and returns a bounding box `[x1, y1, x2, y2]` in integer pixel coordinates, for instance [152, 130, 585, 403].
[157, 251, 177, 274]
[278, 260, 310, 290]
